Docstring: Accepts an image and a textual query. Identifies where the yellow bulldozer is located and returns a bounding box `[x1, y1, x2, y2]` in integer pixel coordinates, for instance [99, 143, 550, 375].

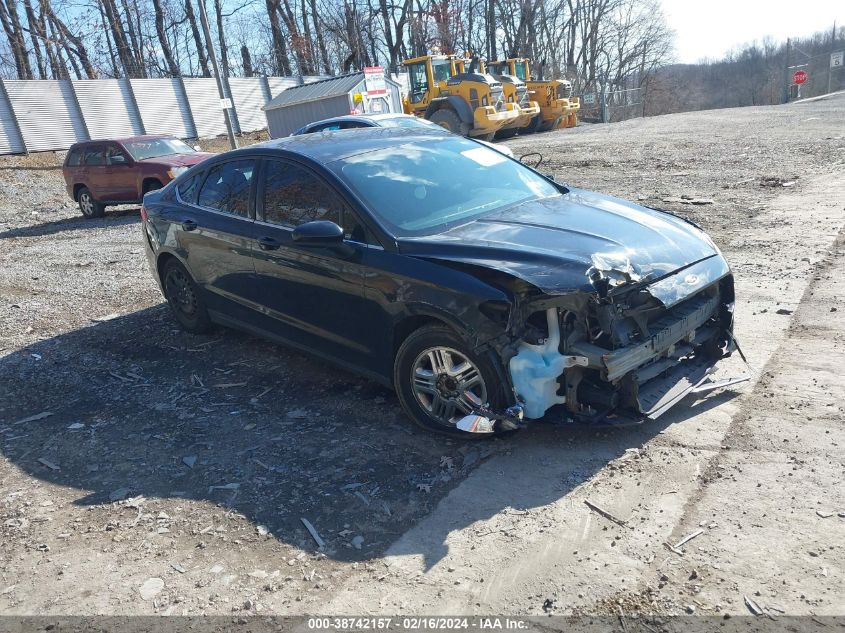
[488, 58, 579, 132]
[401, 54, 519, 140]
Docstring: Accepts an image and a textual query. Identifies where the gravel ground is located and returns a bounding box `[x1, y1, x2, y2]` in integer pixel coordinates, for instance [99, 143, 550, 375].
[1, 93, 844, 616]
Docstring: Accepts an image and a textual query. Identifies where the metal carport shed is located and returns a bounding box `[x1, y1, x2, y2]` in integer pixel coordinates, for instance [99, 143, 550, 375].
[263, 71, 403, 138]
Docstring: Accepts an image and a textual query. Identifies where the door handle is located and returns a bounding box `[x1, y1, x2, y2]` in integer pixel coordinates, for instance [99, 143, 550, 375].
[181, 219, 197, 231]
[257, 236, 281, 251]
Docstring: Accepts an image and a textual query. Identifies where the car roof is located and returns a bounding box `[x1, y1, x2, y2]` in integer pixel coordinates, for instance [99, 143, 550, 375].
[236, 127, 461, 163]
[303, 113, 418, 128]
[70, 135, 174, 147]
[347, 113, 415, 121]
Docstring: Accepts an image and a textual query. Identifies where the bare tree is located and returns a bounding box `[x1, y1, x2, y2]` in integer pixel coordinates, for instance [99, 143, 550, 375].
[152, 0, 181, 75]
[0, 0, 33, 78]
[184, 0, 211, 76]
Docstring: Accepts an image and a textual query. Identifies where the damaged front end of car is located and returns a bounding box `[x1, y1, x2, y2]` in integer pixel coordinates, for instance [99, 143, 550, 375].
[460, 252, 747, 433]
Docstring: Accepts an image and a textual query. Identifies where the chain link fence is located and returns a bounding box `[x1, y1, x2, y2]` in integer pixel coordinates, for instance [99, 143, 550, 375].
[577, 87, 644, 123]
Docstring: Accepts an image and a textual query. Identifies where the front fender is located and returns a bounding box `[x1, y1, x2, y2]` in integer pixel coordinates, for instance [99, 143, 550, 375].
[426, 96, 474, 125]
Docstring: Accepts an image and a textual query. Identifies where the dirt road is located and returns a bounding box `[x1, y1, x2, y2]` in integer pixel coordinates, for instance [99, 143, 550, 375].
[1, 93, 843, 616]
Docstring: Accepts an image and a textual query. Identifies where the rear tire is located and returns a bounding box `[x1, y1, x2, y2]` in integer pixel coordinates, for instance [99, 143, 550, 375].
[525, 115, 541, 134]
[394, 324, 505, 437]
[78, 187, 105, 219]
[162, 259, 212, 334]
[143, 180, 163, 195]
[429, 108, 469, 136]
[476, 132, 496, 142]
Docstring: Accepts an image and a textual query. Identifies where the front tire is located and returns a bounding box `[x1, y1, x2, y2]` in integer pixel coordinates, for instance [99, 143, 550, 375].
[162, 259, 212, 334]
[78, 187, 105, 219]
[394, 324, 505, 437]
[429, 108, 469, 136]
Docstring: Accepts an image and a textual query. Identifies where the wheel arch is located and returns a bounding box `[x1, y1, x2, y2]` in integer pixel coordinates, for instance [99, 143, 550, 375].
[73, 183, 86, 201]
[142, 177, 163, 194]
[155, 250, 193, 290]
[392, 306, 475, 359]
[425, 96, 473, 125]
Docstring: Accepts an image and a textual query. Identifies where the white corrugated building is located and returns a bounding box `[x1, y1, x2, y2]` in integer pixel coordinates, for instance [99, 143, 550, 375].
[263, 72, 403, 138]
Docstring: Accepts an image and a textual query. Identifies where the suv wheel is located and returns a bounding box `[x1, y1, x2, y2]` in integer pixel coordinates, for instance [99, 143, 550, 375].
[78, 187, 105, 219]
[394, 324, 504, 437]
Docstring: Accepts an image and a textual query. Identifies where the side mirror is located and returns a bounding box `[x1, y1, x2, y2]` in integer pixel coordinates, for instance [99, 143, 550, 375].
[193, 145, 202, 152]
[110, 154, 128, 165]
[292, 220, 345, 247]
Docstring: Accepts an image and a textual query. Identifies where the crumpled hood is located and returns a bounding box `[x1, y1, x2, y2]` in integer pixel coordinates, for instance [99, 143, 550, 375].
[398, 187, 722, 294]
[140, 152, 214, 168]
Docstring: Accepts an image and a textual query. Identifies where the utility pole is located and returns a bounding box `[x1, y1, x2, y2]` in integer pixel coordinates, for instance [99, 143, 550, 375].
[196, 0, 237, 150]
[783, 37, 791, 104]
[828, 21, 837, 94]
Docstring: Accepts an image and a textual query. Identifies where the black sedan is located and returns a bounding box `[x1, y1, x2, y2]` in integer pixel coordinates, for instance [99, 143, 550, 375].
[141, 128, 740, 436]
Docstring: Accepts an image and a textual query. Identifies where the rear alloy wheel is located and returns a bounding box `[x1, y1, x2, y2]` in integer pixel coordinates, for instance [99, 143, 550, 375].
[429, 108, 469, 136]
[78, 187, 105, 219]
[394, 324, 504, 437]
[162, 259, 211, 333]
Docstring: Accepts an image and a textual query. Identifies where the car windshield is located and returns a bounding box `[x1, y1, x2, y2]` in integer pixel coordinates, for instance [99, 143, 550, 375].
[124, 138, 195, 160]
[335, 137, 559, 236]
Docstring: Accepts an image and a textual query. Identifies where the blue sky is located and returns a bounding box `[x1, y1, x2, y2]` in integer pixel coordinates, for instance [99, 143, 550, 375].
[661, 0, 845, 63]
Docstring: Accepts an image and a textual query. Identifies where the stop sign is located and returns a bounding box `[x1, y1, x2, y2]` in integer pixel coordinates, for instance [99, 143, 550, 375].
[793, 70, 808, 85]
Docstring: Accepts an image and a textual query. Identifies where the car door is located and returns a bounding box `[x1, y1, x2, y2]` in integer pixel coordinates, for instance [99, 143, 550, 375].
[249, 156, 378, 367]
[100, 143, 138, 201]
[81, 145, 106, 199]
[171, 159, 259, 321]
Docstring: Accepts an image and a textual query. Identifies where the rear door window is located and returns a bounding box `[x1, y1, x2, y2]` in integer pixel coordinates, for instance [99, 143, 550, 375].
[83, 146, 105, 166]
[177, 174, 200, 204]
[66, 148, 82, 166]
[198, 160, 255, 217]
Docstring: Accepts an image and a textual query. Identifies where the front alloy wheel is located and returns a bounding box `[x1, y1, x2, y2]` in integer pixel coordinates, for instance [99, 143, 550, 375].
[411, 346, 488, 425]
[394, 324, 504, 436]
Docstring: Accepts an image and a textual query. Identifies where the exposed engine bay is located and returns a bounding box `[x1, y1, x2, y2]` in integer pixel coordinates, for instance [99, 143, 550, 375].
[460, 253, 748, 433]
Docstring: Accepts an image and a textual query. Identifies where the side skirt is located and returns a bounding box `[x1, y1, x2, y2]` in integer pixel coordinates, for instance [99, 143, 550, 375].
[208, 309, 394, 390]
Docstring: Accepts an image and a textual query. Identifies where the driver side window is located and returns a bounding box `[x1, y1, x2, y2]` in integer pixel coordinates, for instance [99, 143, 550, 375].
[262, 159, 374, 245]
[106, 145, 128, 165]
[262, 159, 343, 227]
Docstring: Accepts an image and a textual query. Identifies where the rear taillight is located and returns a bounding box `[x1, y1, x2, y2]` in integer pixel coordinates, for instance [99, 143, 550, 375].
[140, 205, 148, 222]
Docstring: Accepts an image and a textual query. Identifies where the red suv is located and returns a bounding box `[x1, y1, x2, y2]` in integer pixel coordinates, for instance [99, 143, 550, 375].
[62, 135, 214, 218]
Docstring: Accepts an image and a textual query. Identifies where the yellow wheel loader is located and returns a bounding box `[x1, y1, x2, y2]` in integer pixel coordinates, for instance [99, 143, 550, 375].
[401, 54, 519, 140]
[488, 58, 576, 132]
[556, 82, 580, 129]
[468, 58, 540, 139]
